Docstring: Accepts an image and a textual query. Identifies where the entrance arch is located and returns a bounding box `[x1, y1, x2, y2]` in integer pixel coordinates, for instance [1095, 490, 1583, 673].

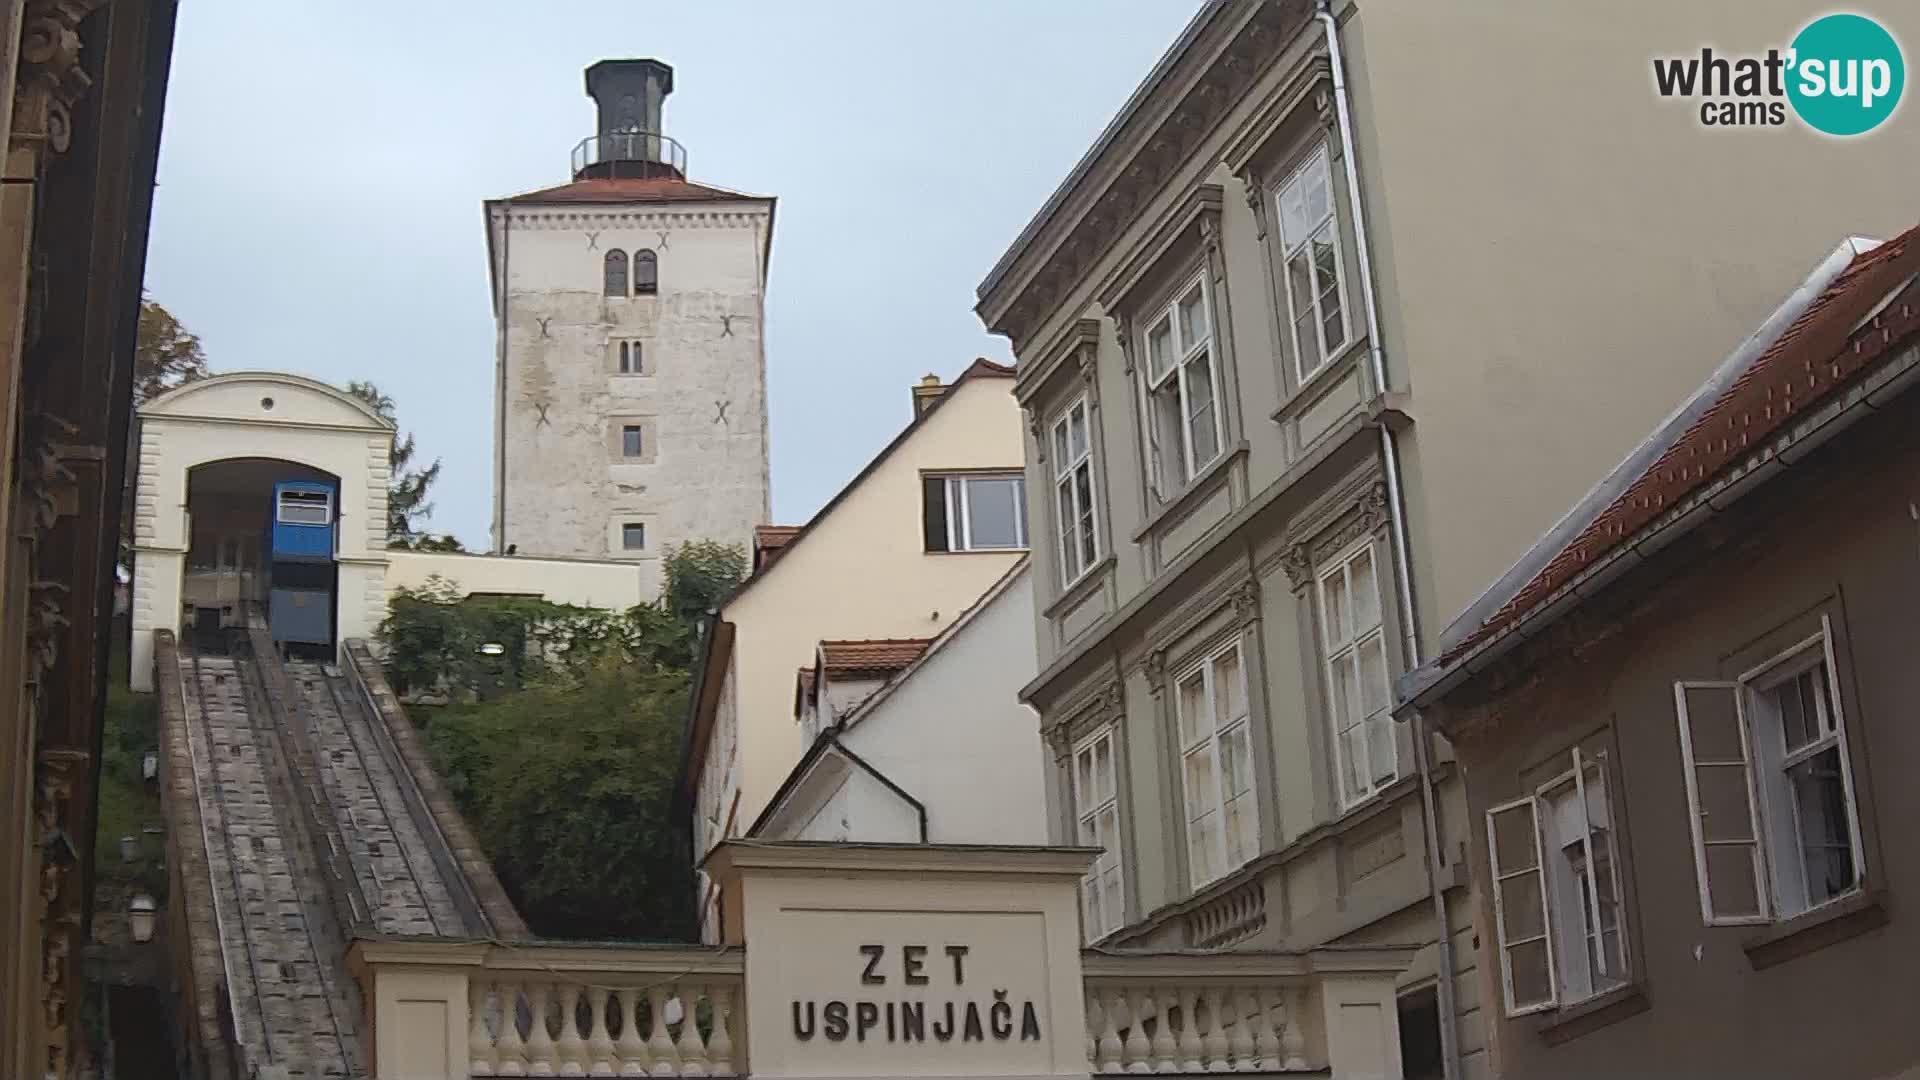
[130, 373, 393, 689]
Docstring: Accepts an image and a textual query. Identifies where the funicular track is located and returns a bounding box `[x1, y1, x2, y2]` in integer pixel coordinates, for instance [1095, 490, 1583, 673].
[181, 645, 357, 1078]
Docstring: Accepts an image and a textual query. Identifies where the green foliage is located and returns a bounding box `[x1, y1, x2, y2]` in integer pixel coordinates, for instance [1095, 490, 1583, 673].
[345, 379, 444, 545]
[133, 298, 208, 405]
[423, 657, 691, 939]
[663, 539, 747, 622]
[93, 645, 166, 902]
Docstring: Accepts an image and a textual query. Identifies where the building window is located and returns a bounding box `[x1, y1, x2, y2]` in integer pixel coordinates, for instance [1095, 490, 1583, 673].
[1487, 748, 1629, 1016]
[1318, 539, 1396, 808]
[1276, 145, 1350, 383]
[1072, 725, 1125, 942]
[922, 473, 1027, 552]
[1051, 397, 1100, 585]
[621, 424, 644, 458]
[618, 340, 643, 374]
[634, 249, 658, 295]
[1674, 616, 1864, 926]
[1140, 276, 1223, 496]
[604, 249, 629, 297]
[276, 488, 331, 525]
[621, 523, 646, 551]
[1175, 639, 1257, 888]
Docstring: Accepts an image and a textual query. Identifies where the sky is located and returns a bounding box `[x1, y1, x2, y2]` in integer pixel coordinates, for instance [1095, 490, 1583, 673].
[144, 1, 1203, 548]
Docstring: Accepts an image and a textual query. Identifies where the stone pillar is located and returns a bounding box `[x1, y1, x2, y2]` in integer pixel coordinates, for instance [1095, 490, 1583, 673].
[1318, 972, 1406, 1080]
[351, 941, 486, 1080]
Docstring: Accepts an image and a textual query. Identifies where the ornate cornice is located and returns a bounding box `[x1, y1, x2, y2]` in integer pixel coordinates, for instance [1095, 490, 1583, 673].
[981, 0, 1301, 351]
[494, 207, 769, 231]
[12, 0, 104, 154]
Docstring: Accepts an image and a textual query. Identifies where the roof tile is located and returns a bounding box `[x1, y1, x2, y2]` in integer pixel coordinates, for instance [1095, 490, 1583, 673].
[818, 638, 934, 676]
[503, 176, 762, 204]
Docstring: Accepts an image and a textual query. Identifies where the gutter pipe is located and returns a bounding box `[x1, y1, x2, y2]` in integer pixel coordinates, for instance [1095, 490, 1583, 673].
[1316, 4, 1461, 1078]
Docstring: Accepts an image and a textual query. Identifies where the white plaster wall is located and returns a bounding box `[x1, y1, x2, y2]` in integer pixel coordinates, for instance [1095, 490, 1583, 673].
[837, 567, 1045, 844]
[713, 374, 1026, 843]
[490, 199, 772, 581]
[791, 768, 922, 844]
[129, 374, 392, 690]
[386, 549, 648, 610]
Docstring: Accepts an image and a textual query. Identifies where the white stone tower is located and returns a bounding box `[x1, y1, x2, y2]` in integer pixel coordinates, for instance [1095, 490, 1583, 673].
[485, 59, 772, 592]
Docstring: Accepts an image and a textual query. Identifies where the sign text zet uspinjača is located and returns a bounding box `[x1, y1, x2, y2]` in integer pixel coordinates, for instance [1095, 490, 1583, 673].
[791, 944, 1044, 1047]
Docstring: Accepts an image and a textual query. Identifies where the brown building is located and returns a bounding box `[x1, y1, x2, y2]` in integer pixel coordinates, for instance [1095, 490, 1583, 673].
[1400, 225, 1920, 1078]
[0, 1, 178, 1077]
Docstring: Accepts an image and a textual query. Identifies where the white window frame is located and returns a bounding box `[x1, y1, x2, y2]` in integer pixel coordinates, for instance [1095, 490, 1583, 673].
[1487, 793, 1554, 1015]
[1138, 274, 1224, 496]
[1050, 396, 1101, 587]
[1173, 638, 1258, 889]
[1675, 616, 1866, 927]
[1274, 144, 1352, 384]
[940, 472, 1029, 551]
[1071, 724, 1125, 942]
[1316, 537, 1397, 808]
[276, 488, 331, 526]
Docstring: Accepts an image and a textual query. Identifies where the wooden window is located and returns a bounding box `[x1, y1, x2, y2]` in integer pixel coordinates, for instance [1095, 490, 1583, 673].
[1318, 538, 1396, 807]
[1275, 144, 1350, 382]
[1072, 725, 1124, 941]
[923, 473, 1027, 552]
[634, 249, 658, 295]
[1488, 795, 1555, 1015]
[1051, 397, 1100, 585]
[604, 249, 629, 297]
[1175, 640, 1257, 887]
[1676, 616, 1865, 926]
[1140, 276, 1223, 496]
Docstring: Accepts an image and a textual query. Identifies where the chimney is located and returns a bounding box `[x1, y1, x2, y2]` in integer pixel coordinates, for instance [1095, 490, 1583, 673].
[575, 59, 684, 181]
[911, 374, 945, 415]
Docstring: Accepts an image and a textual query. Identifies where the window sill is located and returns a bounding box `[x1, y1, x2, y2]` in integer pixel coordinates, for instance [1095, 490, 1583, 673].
[1044, 554, 1116, 620]
[925, 547, 1030, 556]
[1271, 338, 1368, 424]
[1533, 982, 1649, 1047]
[1742, 888, 1887, 971]
[1130, 441, 1248, 544]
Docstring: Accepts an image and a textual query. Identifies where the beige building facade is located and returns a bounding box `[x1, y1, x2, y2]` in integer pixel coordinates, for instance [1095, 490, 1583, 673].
[679, 362, 1029, 941]
[975, 3, 1920, 1079]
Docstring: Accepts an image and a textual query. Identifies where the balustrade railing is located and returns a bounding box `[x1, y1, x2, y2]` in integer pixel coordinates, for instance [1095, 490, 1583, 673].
[467, 970, 740, 1077]
[1081, 952, 1317, 1074]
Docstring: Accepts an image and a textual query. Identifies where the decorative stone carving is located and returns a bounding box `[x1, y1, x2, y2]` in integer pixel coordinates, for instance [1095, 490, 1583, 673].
[1112, 313, 1134, 375]
[1231, 581, 1261, 626]
[13, 0, 105, 154]
[1243, 168, 1268, 239]
[1077, 346, 1098, 390]
[35, 747, 88, 1080]
[1358, 481, 1391, 532]
[1026, 408, 1046, 464]
[1279, 543, 1314, 590]
[1143, 649, 1168, 693]
[1099, 679, 1125, 720]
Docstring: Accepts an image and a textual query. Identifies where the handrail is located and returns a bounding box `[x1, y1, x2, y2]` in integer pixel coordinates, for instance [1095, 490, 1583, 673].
[571, 129, 688, 175]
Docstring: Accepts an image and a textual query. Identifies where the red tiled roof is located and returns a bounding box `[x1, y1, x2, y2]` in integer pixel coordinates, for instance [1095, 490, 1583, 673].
[1441, 224, 1920, 666]
[818, 638, 934, 677]
[754, 525, 801, 551]
[502, 176, 762, 205]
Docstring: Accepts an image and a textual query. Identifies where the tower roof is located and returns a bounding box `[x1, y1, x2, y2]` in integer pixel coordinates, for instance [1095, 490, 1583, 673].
[498, 175, 768, 205]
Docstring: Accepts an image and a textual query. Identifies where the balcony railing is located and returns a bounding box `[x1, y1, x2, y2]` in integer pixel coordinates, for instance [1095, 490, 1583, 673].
[571, 130, 688, 177]
[353, 938, 1414, 1079]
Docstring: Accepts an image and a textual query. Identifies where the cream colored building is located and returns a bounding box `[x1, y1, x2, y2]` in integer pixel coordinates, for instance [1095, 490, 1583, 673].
[680, 361, 1027, 941]
[974, 3, 1919, 1079]
[486, 58, 773, 593]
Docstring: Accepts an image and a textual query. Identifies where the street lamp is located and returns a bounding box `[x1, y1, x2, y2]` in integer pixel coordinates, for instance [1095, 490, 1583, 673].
[477, 642, 506, 657]
[128, 893, 156, 944]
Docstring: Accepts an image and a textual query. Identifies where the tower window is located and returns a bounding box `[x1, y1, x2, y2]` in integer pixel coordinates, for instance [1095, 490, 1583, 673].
[622, 523, 646, 550]
[603, 249, 629, 297]
[622, 425, 644, 458]
[618, 340, 643, 374]
[634, 249, 658, 296]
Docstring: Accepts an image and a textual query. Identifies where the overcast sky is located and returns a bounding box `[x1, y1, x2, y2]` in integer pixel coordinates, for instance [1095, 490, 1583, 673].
[144, 1, 1201, 547]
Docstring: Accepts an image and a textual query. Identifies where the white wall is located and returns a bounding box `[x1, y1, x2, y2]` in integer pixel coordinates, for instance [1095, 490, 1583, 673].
[130, 373, 392, 690]
[489, 196, 773, 586]
[710, 372, 1027, 844]
[835, 566, 1046, 844]
[386, 549, 648, 610]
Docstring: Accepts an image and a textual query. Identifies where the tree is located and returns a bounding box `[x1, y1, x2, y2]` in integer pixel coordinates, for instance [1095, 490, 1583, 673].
[345, 380, 443, 546]
[133, 298, 209, 404]
[663, 540, 748, 624]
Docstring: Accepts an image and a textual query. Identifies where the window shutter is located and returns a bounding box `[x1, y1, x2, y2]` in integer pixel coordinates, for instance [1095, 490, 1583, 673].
[1487, 795, 1556, 1015]
[1673, 681, 1769, 925]
[922, 476, 949, 552]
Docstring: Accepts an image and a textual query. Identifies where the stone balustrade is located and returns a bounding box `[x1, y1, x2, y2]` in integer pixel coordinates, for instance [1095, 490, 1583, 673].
[352, 936, 1414, 1079]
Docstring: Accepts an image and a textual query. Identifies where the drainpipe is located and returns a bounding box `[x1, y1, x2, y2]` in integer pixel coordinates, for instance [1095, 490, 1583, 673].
[1315, 4, 1461, 1079]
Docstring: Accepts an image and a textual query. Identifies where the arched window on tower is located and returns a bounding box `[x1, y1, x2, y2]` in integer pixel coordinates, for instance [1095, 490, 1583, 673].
[604, 249, 629, 297]
[634, 249, 658, 296]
